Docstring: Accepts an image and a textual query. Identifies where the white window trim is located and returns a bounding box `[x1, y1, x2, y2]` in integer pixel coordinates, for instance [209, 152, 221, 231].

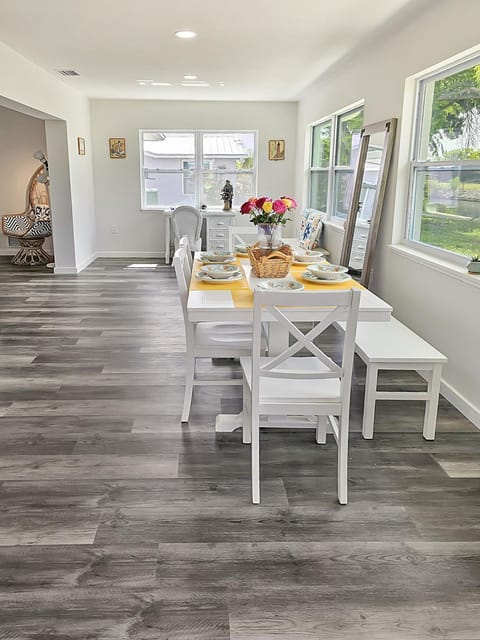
[305, 100, 364, 226]
[392, 44, 480, 276]
[139, 129, 258, 211]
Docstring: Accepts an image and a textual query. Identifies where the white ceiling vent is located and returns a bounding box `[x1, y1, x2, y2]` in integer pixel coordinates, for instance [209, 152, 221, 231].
[56, 69, 80, 76]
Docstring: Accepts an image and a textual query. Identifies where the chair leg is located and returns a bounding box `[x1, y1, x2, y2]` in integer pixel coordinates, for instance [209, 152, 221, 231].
[362, 364, 378, 439]
[251, 408, 260, 504]
[423, 364, 442, 441]
[242, 379, 252, 444]
[181, 353, 195, 423]
[337, 414, 349, 505]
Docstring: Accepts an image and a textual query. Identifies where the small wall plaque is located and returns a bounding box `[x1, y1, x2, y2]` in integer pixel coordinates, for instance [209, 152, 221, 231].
[77, 137, 85, 155]
[268, 139, 285, 161]
[109, 138, 126, 159]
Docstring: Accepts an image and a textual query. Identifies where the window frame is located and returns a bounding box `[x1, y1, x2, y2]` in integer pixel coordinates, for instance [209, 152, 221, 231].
[307, 102, 364, 225]
[403, 53, 480, 265]
[139, 129, 258, 211]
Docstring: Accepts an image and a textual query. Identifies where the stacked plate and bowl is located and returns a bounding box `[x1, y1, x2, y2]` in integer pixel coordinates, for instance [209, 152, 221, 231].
[196, 252, 242, 283]
[302, 263, 351, 284]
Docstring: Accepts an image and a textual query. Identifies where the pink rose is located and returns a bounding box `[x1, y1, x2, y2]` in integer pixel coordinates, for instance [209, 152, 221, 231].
[273, 199, 287, 214]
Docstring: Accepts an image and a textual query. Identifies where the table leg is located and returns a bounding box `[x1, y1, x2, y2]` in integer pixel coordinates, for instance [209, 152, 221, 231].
[165, 215, 171, 264]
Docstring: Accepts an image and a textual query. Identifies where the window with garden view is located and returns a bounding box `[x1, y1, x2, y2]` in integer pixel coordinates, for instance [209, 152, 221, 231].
[140, 130, 256, 210]
[309, 106, 364, 221]
[408, 58, 480, 259]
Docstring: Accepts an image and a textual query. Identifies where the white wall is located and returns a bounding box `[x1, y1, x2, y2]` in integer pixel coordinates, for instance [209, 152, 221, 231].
[90, 100, 297, 255]
[295, 0, 480, 425]
[0, 106, 46, 252]
[0, 42, 96, 272]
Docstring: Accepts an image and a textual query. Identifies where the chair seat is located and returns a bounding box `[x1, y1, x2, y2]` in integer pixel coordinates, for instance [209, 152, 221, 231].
[241, 356, 341, 404]
[195, 322, 254, 347]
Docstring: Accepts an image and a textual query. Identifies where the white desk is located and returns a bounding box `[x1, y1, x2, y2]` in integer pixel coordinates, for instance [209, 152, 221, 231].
[187, 258, 393, 432]
[163, 210, 236, 263]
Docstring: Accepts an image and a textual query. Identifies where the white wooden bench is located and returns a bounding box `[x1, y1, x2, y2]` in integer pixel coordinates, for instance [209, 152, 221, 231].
[338, 317, 447, 440]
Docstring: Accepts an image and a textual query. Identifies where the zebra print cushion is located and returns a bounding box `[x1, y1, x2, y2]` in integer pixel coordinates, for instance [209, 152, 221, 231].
[2, 214, 30, 236]
[33, 205, 50, 221]
[23, 220, 52, 238]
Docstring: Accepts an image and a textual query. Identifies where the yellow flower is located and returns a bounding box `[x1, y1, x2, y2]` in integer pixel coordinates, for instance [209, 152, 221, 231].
[262, 201, 273, 213]
[281, 198, 292, 208]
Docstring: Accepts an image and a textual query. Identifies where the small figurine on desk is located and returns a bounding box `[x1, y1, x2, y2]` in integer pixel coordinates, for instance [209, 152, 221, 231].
[220, 179, 234, 211]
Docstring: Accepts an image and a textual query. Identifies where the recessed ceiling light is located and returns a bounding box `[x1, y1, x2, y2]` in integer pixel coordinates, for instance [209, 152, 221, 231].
[175, 30, 197, 39]
[218, 82, 225, 86]
[151, 82, 172, 86]
[181, 82, 209, 88]
[183, 75, 198, 80]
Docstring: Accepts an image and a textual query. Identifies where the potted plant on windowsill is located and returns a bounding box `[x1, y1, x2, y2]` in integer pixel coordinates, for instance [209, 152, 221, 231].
[467, 255, 480, 273]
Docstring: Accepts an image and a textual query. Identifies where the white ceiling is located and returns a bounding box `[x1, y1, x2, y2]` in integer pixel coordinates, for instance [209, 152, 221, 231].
[0, 0, 418, 101]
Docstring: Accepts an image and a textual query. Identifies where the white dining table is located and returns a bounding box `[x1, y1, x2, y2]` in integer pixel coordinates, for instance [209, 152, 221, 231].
[187, 257, 393, 432]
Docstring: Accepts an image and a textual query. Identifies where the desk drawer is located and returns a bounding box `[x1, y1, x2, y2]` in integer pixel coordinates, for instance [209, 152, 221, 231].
[208, 229, 229, 241]
[208, 216, 233, 229]
[207, 239, 229, 251]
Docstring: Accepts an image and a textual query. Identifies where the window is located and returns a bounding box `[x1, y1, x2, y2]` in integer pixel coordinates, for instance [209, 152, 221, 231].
[140, 130, 257, 209]
[406, 57, 480, 260]
[308, 105, 363, 221]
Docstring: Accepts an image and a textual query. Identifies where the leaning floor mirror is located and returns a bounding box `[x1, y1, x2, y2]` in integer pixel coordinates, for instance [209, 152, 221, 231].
[339, 118, 397, 288]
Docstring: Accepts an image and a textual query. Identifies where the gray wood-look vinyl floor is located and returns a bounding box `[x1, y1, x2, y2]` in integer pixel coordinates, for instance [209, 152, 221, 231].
[0, 256, 479, 640]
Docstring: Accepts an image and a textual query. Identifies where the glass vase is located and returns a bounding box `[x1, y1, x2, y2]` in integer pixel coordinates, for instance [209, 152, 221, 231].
[256, 223, 282, 251]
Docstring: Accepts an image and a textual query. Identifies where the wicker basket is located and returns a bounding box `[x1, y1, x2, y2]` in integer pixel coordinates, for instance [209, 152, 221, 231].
[247, 243, 293, 278]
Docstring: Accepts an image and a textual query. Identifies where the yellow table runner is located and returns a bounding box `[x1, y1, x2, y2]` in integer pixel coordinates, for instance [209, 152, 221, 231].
[191, 259, 364, 308]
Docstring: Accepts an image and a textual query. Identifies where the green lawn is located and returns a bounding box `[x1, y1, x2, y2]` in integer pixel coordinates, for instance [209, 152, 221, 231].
[420, 214, 480, 257]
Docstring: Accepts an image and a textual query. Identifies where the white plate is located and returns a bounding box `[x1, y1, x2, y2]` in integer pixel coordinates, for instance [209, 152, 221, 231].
[302, 272, 352, 285]
[292, 259, 327, 266]
[199, 252, 236, 263]
[294, 251, 327, 262]
[256, 279, 304, 291]
[195, 271, 244, 284]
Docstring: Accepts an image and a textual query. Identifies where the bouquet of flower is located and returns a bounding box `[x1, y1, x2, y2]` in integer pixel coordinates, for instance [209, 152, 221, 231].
[239, 196, 297, 225]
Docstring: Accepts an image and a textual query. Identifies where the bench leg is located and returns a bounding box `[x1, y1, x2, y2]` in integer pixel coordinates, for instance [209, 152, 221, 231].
[423, 363, 442, 441]
[362, 364, 378, 439]
[315, 416, 327, 444]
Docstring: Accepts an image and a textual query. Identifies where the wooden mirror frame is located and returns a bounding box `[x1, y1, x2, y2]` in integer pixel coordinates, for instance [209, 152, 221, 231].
[339, 117, 397, 288]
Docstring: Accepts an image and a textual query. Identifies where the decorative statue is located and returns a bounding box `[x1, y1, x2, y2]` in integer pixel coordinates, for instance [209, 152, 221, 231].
[220, 179, 234, 211]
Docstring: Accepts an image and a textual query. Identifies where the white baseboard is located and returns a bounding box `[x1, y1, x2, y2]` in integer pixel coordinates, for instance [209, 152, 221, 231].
[440, 379, 480, 430]
[96, 251, 165, 258]
[54, 252, 97, 275]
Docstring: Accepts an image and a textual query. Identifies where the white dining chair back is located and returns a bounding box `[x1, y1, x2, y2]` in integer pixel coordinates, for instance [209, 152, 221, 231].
[173, 246, 259, 423]
[241, 288, 361, 504]
[171, 206, 202, 252]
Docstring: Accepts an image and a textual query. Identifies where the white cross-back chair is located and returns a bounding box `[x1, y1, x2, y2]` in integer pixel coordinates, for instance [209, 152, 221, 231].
[178, 235, 193, 280]
[241, 288, 361, 505]
[171, 205, 202, 253]
[173, 245, 262, 423]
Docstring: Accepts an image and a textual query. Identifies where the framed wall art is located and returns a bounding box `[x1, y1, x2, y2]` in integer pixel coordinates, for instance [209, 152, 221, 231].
[109, 138, 126, 159]
[268, 139, 285, 161]
[77, 137, 86, 155]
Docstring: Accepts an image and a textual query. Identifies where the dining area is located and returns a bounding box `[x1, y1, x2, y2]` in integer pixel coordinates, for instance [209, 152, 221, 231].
[173, 226, 449, 506]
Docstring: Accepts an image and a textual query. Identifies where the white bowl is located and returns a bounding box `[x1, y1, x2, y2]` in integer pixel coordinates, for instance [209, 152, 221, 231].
[294, 250, 325, 262]
[200, 263, 240, 279]
[306, 264, 349, 280]
[200, 251, 235, 263]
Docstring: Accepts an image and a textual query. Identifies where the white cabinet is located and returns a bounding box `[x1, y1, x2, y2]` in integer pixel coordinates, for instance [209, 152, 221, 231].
[204, 213, 235, 251]
[349, 223, 369, 270]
